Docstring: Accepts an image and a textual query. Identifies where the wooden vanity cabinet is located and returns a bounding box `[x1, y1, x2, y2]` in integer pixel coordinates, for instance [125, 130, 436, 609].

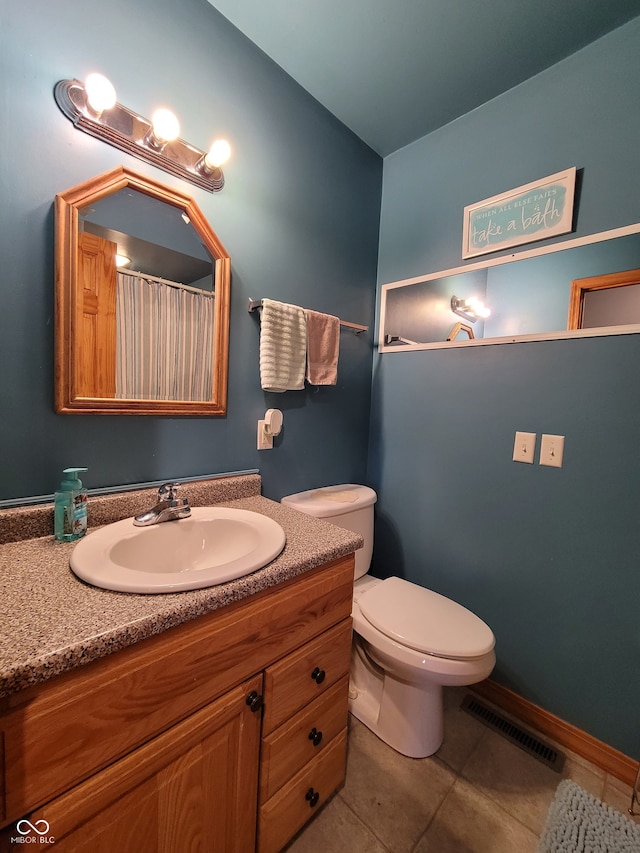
[0, 555, 354, 852]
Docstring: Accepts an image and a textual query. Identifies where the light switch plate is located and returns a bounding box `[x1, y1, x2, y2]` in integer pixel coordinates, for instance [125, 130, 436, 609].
[513, 431, 536, 464]
[540, 434, 564, 467]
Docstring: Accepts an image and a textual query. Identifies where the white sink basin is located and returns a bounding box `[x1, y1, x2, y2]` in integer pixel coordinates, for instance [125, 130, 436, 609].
[70, 507, 286, 593]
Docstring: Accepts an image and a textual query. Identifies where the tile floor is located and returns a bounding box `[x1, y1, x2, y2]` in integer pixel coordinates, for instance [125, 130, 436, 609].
[285, 687, 640, 853]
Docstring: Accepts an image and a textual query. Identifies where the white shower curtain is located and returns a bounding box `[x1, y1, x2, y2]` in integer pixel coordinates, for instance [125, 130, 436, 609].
[116, 272, 215, 401]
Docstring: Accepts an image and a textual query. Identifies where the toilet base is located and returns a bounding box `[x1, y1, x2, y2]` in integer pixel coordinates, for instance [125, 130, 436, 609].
[349, 638, 444, 758]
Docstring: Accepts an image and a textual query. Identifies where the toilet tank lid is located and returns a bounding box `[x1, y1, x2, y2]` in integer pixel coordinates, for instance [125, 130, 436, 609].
[281, 484, 377, 517]
[358, 577, 495, 659]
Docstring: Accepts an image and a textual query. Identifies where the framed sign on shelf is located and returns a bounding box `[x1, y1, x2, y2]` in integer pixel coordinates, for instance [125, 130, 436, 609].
[462, 167, 576, 259]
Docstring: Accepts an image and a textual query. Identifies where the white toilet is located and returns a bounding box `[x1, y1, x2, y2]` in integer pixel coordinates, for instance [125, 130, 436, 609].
[281, 484, 496, 758]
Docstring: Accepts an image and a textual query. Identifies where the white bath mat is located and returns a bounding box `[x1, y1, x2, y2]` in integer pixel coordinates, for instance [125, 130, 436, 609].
[537, 779, 640, 852]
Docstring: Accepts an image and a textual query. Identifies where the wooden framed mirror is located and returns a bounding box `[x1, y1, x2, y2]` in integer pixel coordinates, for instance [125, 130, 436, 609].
[55, 166, 230, 415]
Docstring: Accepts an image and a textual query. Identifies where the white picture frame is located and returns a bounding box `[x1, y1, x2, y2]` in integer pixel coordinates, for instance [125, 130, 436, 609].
[462, 167, 576, 259]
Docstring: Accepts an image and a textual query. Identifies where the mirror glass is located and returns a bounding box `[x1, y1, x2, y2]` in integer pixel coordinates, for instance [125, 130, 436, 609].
[380, 225, 640, 350]
[55, 167, 230, 414]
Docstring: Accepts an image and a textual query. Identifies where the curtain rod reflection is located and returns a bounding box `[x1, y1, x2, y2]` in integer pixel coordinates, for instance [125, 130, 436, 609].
[120, 270, 214, 297]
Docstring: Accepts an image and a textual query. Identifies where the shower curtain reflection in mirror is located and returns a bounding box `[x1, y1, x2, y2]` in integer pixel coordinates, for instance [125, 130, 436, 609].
[116, 272, 215, 401]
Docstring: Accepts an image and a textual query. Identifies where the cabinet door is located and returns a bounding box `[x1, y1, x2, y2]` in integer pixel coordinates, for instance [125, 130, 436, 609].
[2, 675, 262, 852]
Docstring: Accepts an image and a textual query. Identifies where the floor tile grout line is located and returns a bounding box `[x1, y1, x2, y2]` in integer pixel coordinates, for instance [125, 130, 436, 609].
[455, 776, 543, 843]
[336, 789, 396, 852]
[445, 715, 561, 839]
[408, 770, 459, 853]
[457, 750, 545, 837]
[452, 714, 496, 779]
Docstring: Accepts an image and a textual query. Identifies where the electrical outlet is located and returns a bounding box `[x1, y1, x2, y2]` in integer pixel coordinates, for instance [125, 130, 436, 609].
[257, 420, 273, 450]
[540, 434, 564, 468]
[513, 431, 536, 464]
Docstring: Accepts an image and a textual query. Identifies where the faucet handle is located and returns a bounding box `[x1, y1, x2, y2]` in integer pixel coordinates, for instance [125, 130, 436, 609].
[158, 482, 180, 501]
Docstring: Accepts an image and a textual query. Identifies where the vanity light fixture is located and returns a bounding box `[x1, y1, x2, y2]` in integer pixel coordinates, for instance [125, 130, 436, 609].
[451, 295, 491, 323]
[115, 253, 131, 268]
[54, 74, 231, 193]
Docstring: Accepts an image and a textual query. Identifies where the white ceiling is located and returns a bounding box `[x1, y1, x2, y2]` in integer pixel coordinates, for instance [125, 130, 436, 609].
[208, 0, 640, 156]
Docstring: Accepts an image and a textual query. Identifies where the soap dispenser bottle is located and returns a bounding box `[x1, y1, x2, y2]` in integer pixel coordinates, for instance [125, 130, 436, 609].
[54, 468, 88, 542]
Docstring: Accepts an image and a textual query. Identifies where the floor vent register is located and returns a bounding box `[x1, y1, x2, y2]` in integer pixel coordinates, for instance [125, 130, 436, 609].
[461, 694, 566, 773]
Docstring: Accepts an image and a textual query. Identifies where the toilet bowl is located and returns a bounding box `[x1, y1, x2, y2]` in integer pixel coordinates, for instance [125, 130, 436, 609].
[281, 484, 496, 758]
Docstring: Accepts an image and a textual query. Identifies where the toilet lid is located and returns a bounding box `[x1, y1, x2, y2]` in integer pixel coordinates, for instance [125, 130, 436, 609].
[358, 577, 495, 659]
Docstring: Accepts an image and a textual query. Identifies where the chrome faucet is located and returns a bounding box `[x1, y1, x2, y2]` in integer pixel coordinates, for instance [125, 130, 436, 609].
[133, 482, 191, 527]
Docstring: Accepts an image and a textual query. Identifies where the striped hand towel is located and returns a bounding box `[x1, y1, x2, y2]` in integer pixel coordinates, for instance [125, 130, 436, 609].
[259, 298, 307, 392]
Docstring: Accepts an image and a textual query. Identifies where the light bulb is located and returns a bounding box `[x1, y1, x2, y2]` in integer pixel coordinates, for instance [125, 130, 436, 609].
[204, 139, 231, 169]
[466, 297, 490, 318]
[84, 73, 116, 115]
[151, 109, 180, 143]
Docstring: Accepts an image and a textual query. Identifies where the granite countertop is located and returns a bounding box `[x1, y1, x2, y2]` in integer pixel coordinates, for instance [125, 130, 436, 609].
[0, 476, 362, 699]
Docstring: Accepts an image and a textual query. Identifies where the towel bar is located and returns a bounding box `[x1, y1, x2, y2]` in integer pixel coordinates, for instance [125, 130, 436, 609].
[248, 299, 367, 334]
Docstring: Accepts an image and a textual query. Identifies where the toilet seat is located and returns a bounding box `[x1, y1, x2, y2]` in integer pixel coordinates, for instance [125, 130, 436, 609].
[358, 576, 495, 660]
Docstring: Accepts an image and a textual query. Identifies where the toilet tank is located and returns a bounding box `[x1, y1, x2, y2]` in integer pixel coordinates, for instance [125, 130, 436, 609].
[281, 484, 377, 580]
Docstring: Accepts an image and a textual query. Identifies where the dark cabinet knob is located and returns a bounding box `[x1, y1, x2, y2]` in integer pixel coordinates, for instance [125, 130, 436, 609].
[308, 727, 323, 746]
[305, 787, 320, 807]
[245, 690, 263, 712]
[311, 666, 326, 684]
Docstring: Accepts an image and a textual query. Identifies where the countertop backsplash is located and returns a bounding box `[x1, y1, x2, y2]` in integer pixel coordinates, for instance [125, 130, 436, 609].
[0, 473, 263, 545]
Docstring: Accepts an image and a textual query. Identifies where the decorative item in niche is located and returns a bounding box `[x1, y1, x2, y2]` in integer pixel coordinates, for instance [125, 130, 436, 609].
[462, 167, 576, 259]
[446, 322, 475, 341]
[54, 74, 231, 193]
[55, 166, 231, 415]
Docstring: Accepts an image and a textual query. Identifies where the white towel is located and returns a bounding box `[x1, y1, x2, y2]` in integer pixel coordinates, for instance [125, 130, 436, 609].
[259, 299, 307, 392]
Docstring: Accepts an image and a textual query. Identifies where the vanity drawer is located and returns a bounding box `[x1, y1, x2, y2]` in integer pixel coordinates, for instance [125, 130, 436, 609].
[258, 728, 347, 853]
[262, 619, 352, 735]
[260, 675, 349, 802]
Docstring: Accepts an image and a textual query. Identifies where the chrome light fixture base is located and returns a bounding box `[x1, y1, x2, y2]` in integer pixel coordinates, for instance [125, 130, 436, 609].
[451, 296, 479, 323]
[54, 80, 225, 193]
[451, 295, 490, 323]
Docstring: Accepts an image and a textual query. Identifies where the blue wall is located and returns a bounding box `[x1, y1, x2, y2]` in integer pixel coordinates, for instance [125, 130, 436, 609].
[0, 0, 381, 503]
[371, 18, 640, 757]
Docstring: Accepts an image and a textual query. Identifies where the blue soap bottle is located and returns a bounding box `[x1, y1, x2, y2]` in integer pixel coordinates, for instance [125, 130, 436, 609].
[54, 468, 88, 542]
